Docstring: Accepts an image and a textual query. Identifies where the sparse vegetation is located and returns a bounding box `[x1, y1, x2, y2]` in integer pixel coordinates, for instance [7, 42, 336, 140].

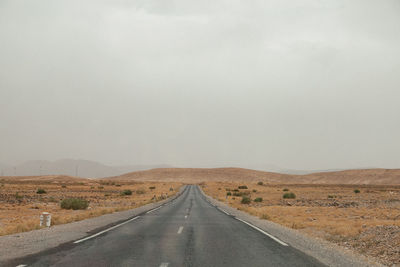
[60, 198, 89, 210]
[203, 181, 400, 267]
[15, 192, 23, 200]
[149, 186, 156, 190]
[121, 189, 132, 195]
[233, 191, 250, 197]
[226, 191, 232, 196]
[48, 196, 58, 203]
[283, 188, 289, 191]
[0, 178, 182, 236]
[252, 189, 257, 192]
[36, 188, 46, 194]
[283, 192, 296, 199]
[136, 189, 146, 194]
[241, 196, 251, 204]
[257, 181, 263, 185]
[354, 189, 360, 193]
[238, 185, 248, 189]
[254, 197, 263, 202]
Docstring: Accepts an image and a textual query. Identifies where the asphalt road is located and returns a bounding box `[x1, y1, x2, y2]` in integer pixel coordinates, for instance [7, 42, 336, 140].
[14, 185, 325, 267]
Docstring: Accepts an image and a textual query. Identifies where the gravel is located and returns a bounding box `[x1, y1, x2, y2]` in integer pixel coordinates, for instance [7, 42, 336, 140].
[0, 186, 186, 264]
[199, 187, 386, 267]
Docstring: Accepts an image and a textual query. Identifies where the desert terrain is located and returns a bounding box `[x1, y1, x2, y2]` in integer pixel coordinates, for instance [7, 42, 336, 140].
[1, 167, 399, 265]
[202, 181, 400, 266]
[112, 167, 400, 185]
[0, 175, 182, 236]
[112, 167, 400, 265]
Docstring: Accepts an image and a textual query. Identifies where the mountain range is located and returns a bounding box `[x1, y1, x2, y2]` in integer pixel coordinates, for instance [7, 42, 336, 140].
[0, 159, 171, 178]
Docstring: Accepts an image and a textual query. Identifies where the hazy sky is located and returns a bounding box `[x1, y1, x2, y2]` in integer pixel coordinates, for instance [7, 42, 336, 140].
[1, 0, 400, 170]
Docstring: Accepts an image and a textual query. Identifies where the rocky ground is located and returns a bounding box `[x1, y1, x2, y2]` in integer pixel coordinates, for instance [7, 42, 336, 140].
[203, 182, 400, 266]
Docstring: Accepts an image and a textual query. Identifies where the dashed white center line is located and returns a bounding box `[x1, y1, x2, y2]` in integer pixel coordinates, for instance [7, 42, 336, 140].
[184, 215, 188, 219]
[16, 265, 27, 267]
[73, 216, 140, 244]
[235, 218, 289, 246]
[159, 263, 169, 267]
[177, 226, 184, 234]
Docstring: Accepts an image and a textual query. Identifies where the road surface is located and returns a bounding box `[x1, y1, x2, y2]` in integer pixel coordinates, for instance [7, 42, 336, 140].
[13, 185, 325, 267]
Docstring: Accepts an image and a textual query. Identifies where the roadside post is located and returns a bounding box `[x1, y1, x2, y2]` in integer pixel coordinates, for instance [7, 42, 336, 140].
[40, 212, 52, 227]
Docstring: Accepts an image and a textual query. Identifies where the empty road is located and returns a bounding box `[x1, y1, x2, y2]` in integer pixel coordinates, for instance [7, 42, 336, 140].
[13, 185, 324, 267]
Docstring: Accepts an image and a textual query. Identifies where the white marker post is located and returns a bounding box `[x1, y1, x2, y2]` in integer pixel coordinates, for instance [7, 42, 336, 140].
[40, 212, 51, 227]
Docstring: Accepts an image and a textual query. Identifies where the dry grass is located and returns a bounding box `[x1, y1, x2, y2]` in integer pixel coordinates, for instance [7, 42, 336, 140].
[0, 178, 182, 236]
[202, 181, 400, 266]
[111, 167, 400, 184]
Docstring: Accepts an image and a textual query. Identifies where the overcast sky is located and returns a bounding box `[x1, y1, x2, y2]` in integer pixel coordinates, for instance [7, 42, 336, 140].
[1, 0, 399, 170]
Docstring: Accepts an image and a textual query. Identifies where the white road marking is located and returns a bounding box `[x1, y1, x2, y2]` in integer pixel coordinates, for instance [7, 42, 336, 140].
[159, 263, 169, 267]
[146, 206, 162, 214]
[73, 216, 140, 244]
[16, 265, 27, 267]
[177, 226, 184, 234]
[218, 208, 230, 215]
[236, 218, 288, 246]
[184, 215, 188, 219]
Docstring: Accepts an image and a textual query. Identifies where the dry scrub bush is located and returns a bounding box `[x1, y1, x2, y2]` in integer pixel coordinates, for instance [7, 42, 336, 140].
[60, 198, 89, 210]
[283, 192, 296, 199]
[241, 196, 251, 204]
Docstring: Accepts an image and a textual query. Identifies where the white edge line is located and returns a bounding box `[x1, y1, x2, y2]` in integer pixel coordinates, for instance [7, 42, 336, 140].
[16, 265, 27, 267]
[236, 218, 289, 246]
[74, 216, 140, 244]
[146, 205, 162, 214]
[159, 263, 169, 267]
[218, 208, 230, 215]
[177, 226, 184, 234]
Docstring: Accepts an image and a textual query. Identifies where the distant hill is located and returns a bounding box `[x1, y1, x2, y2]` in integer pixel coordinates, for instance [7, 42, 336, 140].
[0, 159, 172, 178]
[0, 175, 89, 183]
[108, 167, 293, 183]
[108, 167, 400, 185]
[300, 168, 400, 184]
